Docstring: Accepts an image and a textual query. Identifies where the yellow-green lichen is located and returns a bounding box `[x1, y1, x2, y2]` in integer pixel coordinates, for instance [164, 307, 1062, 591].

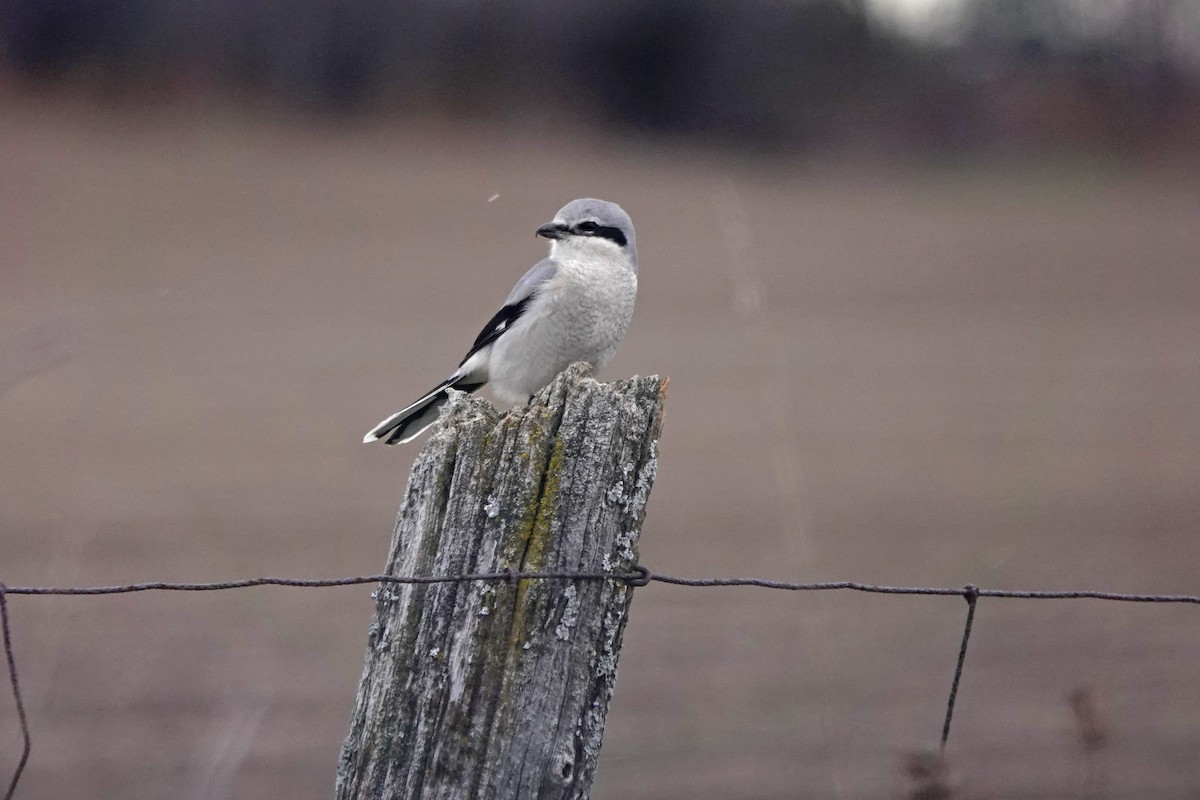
[505, 419, 565, 653]
[523, 432, 565, 573]
[501, 414, 550, 564]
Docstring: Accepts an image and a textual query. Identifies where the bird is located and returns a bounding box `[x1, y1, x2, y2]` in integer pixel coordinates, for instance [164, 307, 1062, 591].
[363, 198, 638, 445]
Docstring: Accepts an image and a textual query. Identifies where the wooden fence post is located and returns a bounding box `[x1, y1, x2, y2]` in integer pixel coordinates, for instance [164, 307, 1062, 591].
[336, 363, 666, 800]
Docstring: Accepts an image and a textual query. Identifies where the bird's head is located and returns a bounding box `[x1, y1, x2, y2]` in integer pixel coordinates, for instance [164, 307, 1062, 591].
[536, 198, 637, 271]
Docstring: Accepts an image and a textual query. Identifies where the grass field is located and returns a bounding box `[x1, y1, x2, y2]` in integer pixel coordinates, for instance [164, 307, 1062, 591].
[2, 94, 1199, 798]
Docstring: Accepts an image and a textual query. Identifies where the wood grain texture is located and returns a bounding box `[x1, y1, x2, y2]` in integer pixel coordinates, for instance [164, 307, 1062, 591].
[336, 363, 666, 800]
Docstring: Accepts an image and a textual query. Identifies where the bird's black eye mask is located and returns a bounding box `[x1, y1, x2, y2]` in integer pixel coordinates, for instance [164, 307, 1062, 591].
[573, 220, 627, 247]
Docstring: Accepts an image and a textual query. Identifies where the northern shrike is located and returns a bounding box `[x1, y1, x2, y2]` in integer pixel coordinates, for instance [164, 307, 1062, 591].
[363, 198, 638, 445]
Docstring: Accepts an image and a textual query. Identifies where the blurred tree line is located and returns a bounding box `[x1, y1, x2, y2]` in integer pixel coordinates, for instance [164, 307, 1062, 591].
[2, 0, 1197, 154]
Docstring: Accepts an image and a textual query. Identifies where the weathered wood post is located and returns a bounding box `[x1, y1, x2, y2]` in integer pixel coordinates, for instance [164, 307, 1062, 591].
[336, 363, 666, 800]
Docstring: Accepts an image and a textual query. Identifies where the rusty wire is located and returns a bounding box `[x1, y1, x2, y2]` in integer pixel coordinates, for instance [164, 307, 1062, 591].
[0, 585, 31, 800]
[3, 566, 1199, 798]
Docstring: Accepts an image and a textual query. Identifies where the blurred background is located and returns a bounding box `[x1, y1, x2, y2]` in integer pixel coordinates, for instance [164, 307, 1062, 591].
[2, 0, 1199, 797]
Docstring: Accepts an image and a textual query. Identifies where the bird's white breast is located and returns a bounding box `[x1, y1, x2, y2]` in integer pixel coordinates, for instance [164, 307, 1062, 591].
[487, 254, 636, 403]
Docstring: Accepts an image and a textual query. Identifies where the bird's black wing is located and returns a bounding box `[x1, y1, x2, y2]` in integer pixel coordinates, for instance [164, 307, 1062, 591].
[458, 295, 533, 367]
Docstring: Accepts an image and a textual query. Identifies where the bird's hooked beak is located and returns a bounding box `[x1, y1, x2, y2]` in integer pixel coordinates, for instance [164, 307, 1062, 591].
[536, 221, 569, 240]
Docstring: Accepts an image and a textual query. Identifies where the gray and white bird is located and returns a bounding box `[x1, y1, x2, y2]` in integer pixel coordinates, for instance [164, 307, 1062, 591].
[363, 198, 638, 445]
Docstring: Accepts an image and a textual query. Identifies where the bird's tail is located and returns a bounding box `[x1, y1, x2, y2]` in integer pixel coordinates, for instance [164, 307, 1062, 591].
[363, 377, 484, 445]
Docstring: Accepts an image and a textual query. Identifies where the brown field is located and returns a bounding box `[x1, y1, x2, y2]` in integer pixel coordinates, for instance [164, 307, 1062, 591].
[2, 95, 1199, 799]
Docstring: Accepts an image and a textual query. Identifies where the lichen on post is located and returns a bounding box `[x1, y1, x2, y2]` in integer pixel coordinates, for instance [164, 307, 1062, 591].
[336, 363, 666, 800]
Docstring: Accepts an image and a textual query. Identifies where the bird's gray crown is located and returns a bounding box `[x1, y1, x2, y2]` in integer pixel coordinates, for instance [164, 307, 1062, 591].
[551, 198, 637, 267]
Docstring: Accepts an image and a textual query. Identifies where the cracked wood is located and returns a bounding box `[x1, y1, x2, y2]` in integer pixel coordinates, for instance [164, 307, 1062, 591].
[336, 363, 666, 800]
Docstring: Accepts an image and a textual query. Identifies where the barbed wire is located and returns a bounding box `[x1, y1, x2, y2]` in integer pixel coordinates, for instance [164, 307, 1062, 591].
[2, 567, 1198, 800]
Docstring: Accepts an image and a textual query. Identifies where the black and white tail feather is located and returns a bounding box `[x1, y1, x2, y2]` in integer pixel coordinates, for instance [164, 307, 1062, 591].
[361, 294, 533, 444]
[361, 376, 481, 445]
[361, 295, 529, 444]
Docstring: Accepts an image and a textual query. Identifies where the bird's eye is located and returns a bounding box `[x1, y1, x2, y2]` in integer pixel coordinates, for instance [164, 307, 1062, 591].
[577, 221, 599, 234]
